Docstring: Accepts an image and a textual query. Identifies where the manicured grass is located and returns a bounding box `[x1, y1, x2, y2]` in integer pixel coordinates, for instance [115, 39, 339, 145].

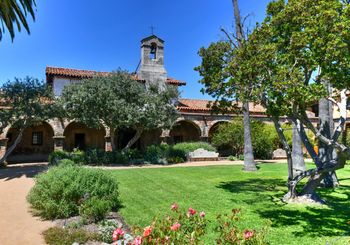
[111, 163, 350, 245]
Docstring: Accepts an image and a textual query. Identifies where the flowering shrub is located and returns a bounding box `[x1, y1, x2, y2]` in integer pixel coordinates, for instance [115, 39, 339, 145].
[216, 209, 269, 245]
[112, 205, 269, 245]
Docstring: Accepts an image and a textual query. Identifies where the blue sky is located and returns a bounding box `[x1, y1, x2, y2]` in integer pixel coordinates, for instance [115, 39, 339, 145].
[0, 0, 271, 99]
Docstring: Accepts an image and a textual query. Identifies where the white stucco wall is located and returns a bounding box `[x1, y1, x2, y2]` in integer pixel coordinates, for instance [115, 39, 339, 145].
[53, 78, 81, 96]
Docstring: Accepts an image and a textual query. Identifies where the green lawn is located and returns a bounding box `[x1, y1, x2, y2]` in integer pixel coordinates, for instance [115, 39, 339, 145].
[111, 163, 350, 245]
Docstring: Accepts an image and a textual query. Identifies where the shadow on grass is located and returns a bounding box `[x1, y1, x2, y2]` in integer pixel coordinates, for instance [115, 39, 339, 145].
[217, 178, 350, 238]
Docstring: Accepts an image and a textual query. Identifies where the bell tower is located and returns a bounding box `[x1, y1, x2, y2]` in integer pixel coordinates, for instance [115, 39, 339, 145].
[137, 35, 167, 86]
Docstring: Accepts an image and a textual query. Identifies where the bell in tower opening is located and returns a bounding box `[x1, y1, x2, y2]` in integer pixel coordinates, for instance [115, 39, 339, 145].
[150, 43, 157, 60]
[138, 35, 167, 86]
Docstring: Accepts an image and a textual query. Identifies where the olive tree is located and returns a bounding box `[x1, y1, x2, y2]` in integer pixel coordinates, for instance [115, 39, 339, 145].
[60, 71, 179, 151]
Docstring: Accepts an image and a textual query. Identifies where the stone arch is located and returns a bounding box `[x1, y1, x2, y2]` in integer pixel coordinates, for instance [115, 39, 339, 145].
[6, 122, 54, 163]
[169, 120, 201, 144]
[208, 120, 230, 143]
[63, 122, 106, 151]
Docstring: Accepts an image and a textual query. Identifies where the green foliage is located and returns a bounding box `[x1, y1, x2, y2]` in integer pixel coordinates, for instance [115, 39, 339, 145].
[79, 197, 111, 222]
[144, 144, 170, 164]
[48, 149, 85, 166]
[57, 159, 75, 167]
[27, 164, 120, 220]
[228, 155, 244, 161]
[172, 142, 216, 155]
[60, 70, 179, 149]
[212, 119, 278, 159]
[98, 220, 120, 244]
[144, 142, 216, 164]
[0, 0, 36, 41]
[43, 227, 101, 245]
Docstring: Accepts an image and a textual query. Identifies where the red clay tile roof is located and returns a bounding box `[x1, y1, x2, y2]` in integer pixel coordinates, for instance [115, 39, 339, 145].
[46, 67, 186, 86]
[178, 99, 266, 114]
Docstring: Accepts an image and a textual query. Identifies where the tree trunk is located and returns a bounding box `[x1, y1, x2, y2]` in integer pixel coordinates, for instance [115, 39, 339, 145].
[242, 101, 257, 171]
[292, 121, 305, 177]
[0, 128, 24, 165]
[231, 0, 256, 171]
[123, 128, 143, 151]
[318, 80, 339, 188]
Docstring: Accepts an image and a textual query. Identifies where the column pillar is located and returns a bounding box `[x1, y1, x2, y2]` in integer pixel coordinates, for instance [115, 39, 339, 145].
[105, 136, 112, 152]
[160, 129, 170, 144]
[53, 136, 65, 151]
[0, 138, 8, 158]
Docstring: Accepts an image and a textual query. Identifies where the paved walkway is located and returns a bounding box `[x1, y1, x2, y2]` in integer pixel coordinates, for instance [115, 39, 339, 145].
[0, 163, 53, 245]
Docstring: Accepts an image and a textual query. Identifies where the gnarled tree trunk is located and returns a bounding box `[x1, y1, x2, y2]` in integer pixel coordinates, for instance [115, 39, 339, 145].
[292, 121, 305, 176]
[0, 127, 25, 165]
[123, 127, 143, 151]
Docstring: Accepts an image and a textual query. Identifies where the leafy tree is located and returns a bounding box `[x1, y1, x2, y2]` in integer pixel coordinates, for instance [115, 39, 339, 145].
[198, 0, 350, 203]
[60, 71, 179, 151]
[212, 118, 278, 160]
[0, 77, 55, 165]
[0, 0, 36, 41]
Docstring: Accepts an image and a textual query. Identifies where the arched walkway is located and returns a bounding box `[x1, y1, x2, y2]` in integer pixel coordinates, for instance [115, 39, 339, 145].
[208, 121, 230, 143]
[169, 120, 201, 144]
[6, 122, 54, 163]
[63, 122, 105, 151]
[208, 121, 231, 157]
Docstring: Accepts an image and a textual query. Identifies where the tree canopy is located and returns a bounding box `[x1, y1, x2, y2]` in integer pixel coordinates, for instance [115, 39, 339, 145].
[0, 77, 55, 165]
[197, 0, 350, 202]
[60, 71, 179, 150]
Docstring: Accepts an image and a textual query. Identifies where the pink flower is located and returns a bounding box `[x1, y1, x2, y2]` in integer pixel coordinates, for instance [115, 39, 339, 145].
[171, 203, 179, 211]
[170, 222, 181, 231]
[243, 230, 254, 240]
[112, 228, 124, 241]
[133, 236, 142, 245]
[199, 211, 206, 217]
[143, 226, 152, 237]
[187, 207, 196, 217]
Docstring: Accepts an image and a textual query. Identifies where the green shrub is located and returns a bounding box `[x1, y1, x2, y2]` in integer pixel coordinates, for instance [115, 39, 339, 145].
[98, 220, 119, 244]
[228, 155, 244, 161]
[79, 197, 111, 222]
[48, 149, 85, 166]
[43, 227, 101, 245]
[57, 159, 75, 167]
[172, 142, 216, 155]
[27, 164, 120, 220]
[144, 144, 169, 164]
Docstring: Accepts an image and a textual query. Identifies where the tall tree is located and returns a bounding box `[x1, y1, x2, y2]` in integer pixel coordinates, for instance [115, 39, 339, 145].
[61, 71, 179, 151]
[198, 0, 350, 203]
[232, 0, 256, 171]
[0, 77, 55, 166]
[0, 0, 36, 41]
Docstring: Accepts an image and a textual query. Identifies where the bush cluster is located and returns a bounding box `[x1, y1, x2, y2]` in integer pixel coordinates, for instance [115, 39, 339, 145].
[212, 118, 281, 159]
[49, 148, 142, 166]
[27, 164, 121, 221]
[144, 142, 216, 164]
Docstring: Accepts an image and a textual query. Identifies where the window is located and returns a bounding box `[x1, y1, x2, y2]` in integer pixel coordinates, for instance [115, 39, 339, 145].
[32, 132, 43, 145]
[149, 43, 157, 60]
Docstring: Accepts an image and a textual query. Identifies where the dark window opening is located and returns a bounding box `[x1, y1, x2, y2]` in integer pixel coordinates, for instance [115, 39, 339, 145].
[347, 98, 350, 110]
[149, 43, 157, 60]
[32, 132, 43, 145]
[74, 133, 86, 150]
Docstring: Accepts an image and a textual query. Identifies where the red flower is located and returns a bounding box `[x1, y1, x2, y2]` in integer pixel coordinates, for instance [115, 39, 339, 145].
[133, 236, 142, 245]
[171, 203, 179, 211]
[143, 226, 152, 237]
[187, 207, 197, 216]
[170, 222, 181, 231]
[112, 228, 124, 241]
[243, 230, 254, 240]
